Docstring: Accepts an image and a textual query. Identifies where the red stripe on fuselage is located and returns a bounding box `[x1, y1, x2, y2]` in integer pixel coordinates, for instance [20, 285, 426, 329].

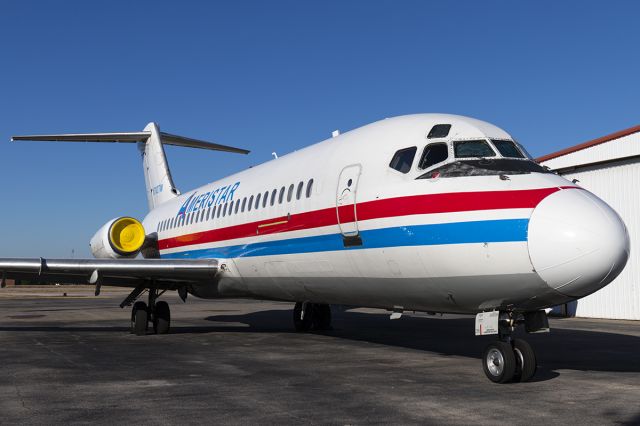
[158, 187, 565, 250]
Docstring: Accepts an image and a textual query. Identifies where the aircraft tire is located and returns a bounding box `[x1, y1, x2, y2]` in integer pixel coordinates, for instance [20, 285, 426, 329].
[482, 341, 516, 383]
[153, 301, 171, 335]
[293, 302, 314, 332]
[314, 304, 332, 330]
[132, 301, 148, 336]
[513, 339, 537, 382]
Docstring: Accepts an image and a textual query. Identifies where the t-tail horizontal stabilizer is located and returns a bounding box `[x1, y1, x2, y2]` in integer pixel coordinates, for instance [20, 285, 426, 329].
[11, 130, 250, 154]
[11, 123, 249, 210]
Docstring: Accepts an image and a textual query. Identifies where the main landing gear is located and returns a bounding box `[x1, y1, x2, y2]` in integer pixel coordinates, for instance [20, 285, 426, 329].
[293, 302, 332, 332]
[479, 310, 547, 383]
[124, 287, 171, 336]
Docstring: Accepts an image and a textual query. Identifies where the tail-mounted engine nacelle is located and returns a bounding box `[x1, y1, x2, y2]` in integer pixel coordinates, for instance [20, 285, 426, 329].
[90, 217, 146, 259]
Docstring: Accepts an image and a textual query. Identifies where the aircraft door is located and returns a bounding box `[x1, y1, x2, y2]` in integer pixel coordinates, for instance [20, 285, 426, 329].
[336, 164, 362, 237]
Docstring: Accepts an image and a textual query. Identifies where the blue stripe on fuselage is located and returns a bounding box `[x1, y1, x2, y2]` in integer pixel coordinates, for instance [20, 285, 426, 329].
[160, 219, 529, 259]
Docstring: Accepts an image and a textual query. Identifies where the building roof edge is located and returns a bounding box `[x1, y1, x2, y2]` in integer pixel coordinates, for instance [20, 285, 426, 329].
[537, 124, 640, 163]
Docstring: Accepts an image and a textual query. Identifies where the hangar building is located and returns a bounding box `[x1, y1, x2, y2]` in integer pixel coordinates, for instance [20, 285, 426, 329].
[538, 125, 640, 320]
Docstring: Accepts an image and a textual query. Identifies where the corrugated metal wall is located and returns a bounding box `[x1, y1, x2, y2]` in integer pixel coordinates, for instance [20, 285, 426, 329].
[558, 158, 640, 320]
[542, 132, 640, 170]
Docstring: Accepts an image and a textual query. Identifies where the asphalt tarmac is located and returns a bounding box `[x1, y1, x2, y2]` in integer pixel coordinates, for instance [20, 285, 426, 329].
[0, 286, 639, 425]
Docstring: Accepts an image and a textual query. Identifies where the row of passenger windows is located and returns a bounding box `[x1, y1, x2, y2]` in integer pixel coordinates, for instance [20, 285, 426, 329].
[389, 138, 525, 174]
[156, 179, 315, 232]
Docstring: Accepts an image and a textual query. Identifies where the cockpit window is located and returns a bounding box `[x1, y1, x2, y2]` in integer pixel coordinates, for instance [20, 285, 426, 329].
[491, 139, 525, 158]
[454, 140, 496, 158]
[416, 158, 551, 179]
[427, 124, 451, 139]
[418, 143, 448, 169]
[389, 146, 417, 174]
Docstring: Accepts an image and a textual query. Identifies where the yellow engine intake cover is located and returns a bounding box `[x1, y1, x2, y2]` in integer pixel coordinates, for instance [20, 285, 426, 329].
[109, 217, 145, 254]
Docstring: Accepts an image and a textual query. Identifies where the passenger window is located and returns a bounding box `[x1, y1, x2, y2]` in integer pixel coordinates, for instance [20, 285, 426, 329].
[229, 200, 234, 215]
[389, 147, 417, 173]
[491, 139, 525, 158]
[270, 189, 277, 206]
[223, 203, 227, 217]
[235, 200, 240, 214]
[206, 207, 211, 221]
[241, 197, 247, 212]
[427, 124, 451, 139]
[279, 187, 285, 204]
[306, 179, 313, 198]
[211, 206, 217, 219]
[255, 193, 261, 209]
[454, 140, 496, 158]
[296, 182, 303, 200]
[419, 143, 449, 169]
[248, 195, 254, 211]
[217, 205, 222, 218]
[263, 191, 268, 208]
[287, 184, 294, 202]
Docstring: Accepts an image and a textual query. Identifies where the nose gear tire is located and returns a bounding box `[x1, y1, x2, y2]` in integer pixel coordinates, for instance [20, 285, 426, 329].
[482, 341, 516, 383]
[513, 338, 537, 382]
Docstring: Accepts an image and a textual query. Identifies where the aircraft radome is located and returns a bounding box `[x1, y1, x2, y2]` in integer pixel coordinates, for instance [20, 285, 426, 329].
[1, 114, 630, 383]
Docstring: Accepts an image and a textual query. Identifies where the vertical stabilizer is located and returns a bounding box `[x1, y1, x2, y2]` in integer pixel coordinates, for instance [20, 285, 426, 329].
[139, 123, 179, 210]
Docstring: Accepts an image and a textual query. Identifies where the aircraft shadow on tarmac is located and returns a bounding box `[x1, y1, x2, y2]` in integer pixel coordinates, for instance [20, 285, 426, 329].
[200, 308, 640, 381]
[2, 308, 638, 381]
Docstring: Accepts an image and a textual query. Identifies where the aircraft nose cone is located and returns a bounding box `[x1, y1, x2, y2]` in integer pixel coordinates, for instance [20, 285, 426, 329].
[528, 188, 630, 298]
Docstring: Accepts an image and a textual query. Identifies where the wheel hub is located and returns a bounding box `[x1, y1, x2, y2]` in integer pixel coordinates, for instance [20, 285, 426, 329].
[486, 348, 504, 376]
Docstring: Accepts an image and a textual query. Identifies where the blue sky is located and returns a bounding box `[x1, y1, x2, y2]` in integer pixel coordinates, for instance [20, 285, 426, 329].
[1, 1, 639, 257]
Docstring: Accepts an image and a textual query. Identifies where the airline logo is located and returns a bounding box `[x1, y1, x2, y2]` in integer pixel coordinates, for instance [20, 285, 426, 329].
[177, 182, 240, 216]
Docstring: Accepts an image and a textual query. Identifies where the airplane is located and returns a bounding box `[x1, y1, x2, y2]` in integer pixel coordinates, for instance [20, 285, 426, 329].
[0, 114, 630, 384]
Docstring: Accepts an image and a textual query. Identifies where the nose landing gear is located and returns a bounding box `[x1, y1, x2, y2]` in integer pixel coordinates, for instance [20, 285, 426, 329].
[482, 338, 536, 383]
[479, 310, 544, 383]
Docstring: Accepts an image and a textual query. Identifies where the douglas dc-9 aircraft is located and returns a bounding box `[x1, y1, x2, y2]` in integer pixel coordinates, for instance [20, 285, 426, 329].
[0, 114, 630, 383]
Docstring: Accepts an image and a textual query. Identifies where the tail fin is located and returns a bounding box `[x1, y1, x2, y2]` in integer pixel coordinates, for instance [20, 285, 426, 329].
[140, 122, 179, 209]
[12, 123, 249, 210]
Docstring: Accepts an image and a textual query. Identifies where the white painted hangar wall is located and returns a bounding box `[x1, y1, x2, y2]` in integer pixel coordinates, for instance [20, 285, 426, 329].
[543, 157, 640, 320]
[542, 131, 640, 171]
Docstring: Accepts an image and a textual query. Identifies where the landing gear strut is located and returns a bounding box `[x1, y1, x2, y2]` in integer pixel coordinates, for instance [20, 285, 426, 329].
[480, 311, 540, 383]
[293, 302, 332, 332]
[124, 287, 171, 335]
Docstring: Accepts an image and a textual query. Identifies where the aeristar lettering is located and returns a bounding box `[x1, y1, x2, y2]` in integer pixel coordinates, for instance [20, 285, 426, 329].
[177, 193, 196, 216]
[218, 186, 230, 204]
[176, 182, 240, 217]
[227, 182, 240, 202]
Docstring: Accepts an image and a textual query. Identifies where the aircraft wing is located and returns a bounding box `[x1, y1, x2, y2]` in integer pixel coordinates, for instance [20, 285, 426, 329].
[0, 258, 219, 290]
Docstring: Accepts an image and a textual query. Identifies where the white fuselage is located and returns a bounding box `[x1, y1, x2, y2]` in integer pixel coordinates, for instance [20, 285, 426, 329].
[141, 114, 630, 314]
